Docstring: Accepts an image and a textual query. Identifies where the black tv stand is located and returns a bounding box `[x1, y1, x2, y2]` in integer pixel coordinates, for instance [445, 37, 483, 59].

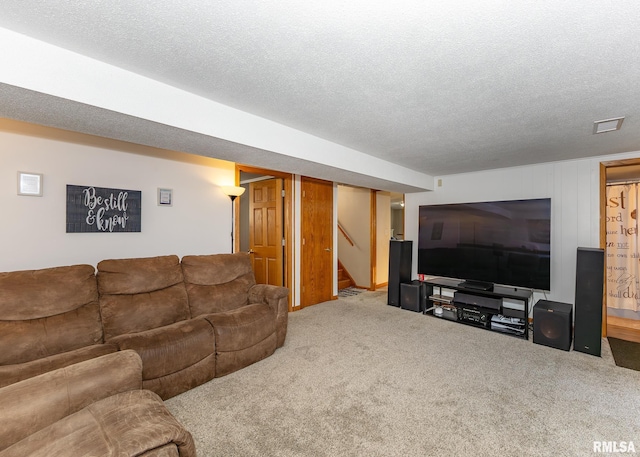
[423, 277, 533, 340]
[459, 280, 494, 291]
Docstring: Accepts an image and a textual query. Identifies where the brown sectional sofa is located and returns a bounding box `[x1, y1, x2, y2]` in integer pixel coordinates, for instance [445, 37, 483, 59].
[0, 252, 289, 456]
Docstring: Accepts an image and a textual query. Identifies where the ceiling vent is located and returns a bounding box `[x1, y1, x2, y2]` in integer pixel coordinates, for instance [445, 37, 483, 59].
[593, 117, 625, 134]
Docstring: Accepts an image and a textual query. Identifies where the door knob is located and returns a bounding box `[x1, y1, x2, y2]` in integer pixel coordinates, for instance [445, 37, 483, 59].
[324, 248, 331, 252]
[248, 249, 255, 254]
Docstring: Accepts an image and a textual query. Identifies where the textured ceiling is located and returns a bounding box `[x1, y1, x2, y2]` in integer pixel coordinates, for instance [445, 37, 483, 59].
[0, 1, 639, 184]
[0, 84, 428, 193]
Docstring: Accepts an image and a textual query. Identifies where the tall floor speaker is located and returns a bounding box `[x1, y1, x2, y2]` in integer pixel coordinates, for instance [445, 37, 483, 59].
[533, 300, 573, 350]
[388, 240, 412, 307]
[573, 247, 605, 356]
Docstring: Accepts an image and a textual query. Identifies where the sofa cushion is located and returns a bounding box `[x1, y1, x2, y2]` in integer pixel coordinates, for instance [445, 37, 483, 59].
[0, 390, 195, 457]
[0, 343, 118, 389]
[0, 264, 98, 320]
[204, 303, 275, 352]
[143, 354, 216, 401]
[0, 264, 103, 366]
[182, 253, 256, 316]
[109, 317, 215, 380]
[215, 333, 277, 378]
[97, 255, 190, 340]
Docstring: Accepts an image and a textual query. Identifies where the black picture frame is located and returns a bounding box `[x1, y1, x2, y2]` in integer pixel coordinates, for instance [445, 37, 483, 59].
[66, 185, 141, 233]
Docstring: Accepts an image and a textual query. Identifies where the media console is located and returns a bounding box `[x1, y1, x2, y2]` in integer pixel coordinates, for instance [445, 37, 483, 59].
[422, 277, 533, 340]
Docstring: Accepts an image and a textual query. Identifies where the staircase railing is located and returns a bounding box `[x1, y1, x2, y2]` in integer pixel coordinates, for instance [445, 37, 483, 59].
[338, 222, 355, 247]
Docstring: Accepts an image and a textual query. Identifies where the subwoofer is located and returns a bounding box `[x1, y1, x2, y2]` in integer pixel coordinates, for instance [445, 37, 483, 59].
[388, 240, 412, 307]
[400, 281, 426, 313]
[533, 300, 573, 351]
[573, 247, 605, 356]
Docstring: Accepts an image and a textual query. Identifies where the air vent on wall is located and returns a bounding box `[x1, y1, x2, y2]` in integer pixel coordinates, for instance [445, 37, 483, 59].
[593, 117, 624, 134]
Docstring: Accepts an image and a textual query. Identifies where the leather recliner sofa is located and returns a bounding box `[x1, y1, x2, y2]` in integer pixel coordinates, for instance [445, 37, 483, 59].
[0, 252, 288, 397]
[0, 252, 289, 456]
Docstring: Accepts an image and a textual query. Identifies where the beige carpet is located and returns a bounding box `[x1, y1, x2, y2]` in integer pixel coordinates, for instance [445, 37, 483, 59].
[166, 289, 640, 457]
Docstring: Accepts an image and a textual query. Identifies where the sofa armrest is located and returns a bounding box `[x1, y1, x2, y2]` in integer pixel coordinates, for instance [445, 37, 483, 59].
[0, 350, 143, 452]
[248, 284, 289, 347]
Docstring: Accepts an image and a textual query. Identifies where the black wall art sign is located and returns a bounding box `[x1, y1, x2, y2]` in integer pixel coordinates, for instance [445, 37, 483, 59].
[66, 185, 141, 233]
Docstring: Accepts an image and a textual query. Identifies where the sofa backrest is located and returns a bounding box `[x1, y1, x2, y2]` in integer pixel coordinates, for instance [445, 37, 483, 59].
[0, 264, 103, 366]
[181, 253, 257, 316]
[97, 255, 190, 340]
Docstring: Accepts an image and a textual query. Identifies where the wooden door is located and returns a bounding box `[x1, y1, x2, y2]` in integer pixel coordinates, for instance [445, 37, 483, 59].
[249, 178, 284, 286]
[301, 177, 334, 307]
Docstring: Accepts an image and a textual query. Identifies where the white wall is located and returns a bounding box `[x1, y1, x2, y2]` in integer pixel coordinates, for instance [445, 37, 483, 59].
[391, 208, 404, 239]
[0, 120, 235, 271]
[405, 151, 640, 311]
[376, 191, 390, 285]
[337, 185, 371, 287]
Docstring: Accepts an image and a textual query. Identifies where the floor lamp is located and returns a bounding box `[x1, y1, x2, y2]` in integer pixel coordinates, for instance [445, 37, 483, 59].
[221, 186, 246, 253]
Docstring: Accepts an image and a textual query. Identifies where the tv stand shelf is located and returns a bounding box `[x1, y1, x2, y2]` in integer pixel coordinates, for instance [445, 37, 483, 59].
[422, 277, 533, 339]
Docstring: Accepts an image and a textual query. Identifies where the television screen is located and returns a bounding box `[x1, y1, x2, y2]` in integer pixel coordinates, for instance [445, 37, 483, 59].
[418, 198, 551, 290]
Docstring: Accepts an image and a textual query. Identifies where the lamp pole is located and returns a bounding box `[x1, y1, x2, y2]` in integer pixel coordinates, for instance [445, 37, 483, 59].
[221, 186, 246, 253]
[229, 194, 237, 253]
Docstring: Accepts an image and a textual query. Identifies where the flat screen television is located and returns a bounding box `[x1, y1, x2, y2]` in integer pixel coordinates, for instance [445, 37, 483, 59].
[418, 198, 551, 291]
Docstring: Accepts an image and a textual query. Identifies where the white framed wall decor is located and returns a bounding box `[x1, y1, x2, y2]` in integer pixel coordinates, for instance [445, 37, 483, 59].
[157, 188, 173, 206]
[17, 171, 43, 196]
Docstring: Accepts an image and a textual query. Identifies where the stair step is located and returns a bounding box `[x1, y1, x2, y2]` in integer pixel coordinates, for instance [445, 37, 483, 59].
[338, 279, 353, 290]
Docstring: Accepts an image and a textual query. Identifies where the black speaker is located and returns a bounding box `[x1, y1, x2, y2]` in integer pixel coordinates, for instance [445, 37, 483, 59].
[573, 247, 605, 356]
[388, 240, 412, 306]
[400, 281, 426, 312]
[533, 300, 573, 350]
